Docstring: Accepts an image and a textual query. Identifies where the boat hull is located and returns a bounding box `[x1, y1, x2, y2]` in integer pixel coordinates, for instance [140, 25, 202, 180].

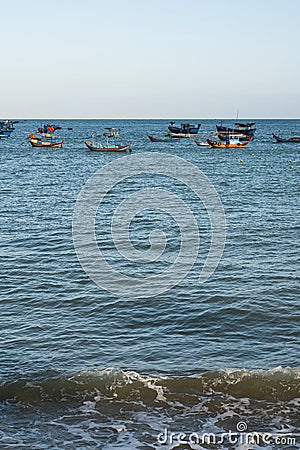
[272, 134, 300, 143]
[148, 135, 180, 142]
[194, 139, 210, 147]
[29, 139, 64, 148]
[206, 139, 249, 149]
[84, 141, 132, 152]
[168, 132, 191, 138]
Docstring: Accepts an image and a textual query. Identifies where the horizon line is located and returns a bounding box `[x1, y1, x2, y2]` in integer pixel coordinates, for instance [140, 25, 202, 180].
[1, 117, 300, 121]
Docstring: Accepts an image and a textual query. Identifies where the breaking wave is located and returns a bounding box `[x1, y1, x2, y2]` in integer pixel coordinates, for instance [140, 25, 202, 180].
[1, 366, 299, 405]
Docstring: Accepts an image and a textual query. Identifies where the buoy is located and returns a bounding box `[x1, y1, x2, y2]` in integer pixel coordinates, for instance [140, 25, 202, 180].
[251, 153, 255, 156]
[290, 165, 294, 169]
[240, 159, 244, 163]
[251, 165, 255, 169]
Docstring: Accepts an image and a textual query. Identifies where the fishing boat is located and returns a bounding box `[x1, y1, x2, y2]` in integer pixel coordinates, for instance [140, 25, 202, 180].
[0, 122, 14, 136]
[28, 131, 64, 148]
[234, 122, 256, 132]
[193, 138, 210, 147]
[168, 121, 201, 135]
[37, 124, 61, 133]
[29, 137, 64, 148]
[206, 138, 251, 148]
[85, 128, 132, 152]
[0, 120, 17, 131]
[148, 134, 180, 142]
[216, 122, 256, 136]
[104, 128, 121, 138]
[84, 140, 132, 152]
[272, 133, 300, 143]
[168, 132, 190, 138]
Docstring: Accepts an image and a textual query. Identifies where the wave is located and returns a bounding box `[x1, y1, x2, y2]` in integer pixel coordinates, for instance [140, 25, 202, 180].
[1, 366, 299, 406]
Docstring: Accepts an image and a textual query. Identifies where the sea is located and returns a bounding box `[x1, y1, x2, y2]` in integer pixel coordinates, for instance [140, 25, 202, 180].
[0, 119, 299, 449]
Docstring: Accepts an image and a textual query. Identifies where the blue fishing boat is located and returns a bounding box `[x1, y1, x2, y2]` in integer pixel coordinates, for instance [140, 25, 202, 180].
[0, 121, 13, 134]
[168, 121, 201, 135]
[0, 120, 18, 137]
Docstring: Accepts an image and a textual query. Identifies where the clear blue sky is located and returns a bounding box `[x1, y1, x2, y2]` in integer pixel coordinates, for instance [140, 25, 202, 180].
[1, 0, 299, 118]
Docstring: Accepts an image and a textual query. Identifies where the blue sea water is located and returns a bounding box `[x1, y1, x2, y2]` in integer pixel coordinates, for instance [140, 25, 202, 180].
[0, 119, 299, 449]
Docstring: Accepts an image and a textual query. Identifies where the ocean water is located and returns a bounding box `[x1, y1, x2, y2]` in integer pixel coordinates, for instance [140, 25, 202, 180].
[0, 119, 299, 449]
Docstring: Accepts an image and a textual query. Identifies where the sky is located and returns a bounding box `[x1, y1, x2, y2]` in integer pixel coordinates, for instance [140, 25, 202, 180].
[1, 0, 299, 118]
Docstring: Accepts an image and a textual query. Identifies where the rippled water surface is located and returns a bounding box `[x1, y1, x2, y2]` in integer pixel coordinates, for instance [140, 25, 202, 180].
[0, 120, 299, 449]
